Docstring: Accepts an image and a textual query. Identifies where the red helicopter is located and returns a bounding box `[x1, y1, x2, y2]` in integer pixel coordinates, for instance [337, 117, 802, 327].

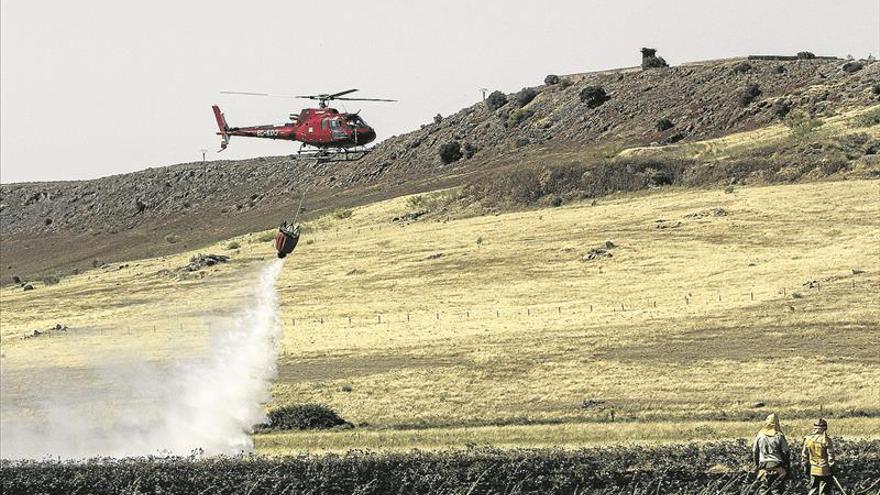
[212, 89, 395, 162]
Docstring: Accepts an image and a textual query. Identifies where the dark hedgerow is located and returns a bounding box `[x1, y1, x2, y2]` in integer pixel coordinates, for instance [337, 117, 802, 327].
[2, 440, 879, 495]
[439, 141, 463, 164]
[263, 404, 351, 430]
[485, 90, 508, 111]
[579, 86, 609, 109]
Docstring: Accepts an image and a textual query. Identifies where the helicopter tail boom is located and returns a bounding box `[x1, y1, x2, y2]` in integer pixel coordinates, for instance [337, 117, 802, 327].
[212, 105, 230, 151]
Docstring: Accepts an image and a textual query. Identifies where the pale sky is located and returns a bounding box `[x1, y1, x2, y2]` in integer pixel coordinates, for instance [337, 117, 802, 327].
[1, 0, 878, 183]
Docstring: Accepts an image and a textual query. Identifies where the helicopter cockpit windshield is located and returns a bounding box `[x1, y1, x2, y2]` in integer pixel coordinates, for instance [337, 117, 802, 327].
[346, 115, 369, 128]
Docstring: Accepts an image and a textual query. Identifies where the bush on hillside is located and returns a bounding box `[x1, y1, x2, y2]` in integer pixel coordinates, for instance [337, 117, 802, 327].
[732, 61, 752, 74]
[784, 110, 823, 138]
[739, 83, 762, 106]
[771, 100, 792, 119]
[579, 86, 609, 108]
[640, 47, 668, 69]
[264, 404, 351, 430]
[486, 90, 508, 111]
[655, 118, 675, 131]
[515, 87, 539, 107]
[439, 141, 463, 164]
[544, 74, 560, 85]
[797, 51, 816, 59]
[506, 108, 534, 127]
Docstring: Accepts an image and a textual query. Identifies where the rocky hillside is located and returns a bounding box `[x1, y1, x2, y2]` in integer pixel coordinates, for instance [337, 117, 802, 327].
[2, 54, 879, 279]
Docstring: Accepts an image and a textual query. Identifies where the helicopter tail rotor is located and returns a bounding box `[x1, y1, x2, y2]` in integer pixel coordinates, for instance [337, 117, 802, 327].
[212, 105, 230, 151]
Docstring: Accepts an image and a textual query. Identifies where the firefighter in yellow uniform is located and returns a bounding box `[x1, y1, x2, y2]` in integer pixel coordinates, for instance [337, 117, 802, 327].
[802, 418, 836, 495]
[752, 413, 790, 495]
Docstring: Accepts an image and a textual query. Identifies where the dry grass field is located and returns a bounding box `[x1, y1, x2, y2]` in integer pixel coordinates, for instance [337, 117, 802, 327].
[2, 178, 878, 454]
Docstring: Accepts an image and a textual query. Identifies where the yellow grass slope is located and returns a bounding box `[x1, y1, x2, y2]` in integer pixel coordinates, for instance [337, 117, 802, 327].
[1, 180, 878, 453]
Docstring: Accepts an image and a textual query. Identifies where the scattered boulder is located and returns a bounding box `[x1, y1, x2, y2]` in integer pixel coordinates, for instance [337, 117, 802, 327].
[580, 86, 610, 109]
[183, 253, 229, 272]
[684, 208, 728, 219]
[392, 210, 427, 222]
[841, 61, 863, 73]
[751, 401, 766, 408]
[426, 252, 443, 260]
[544, 74, 560, 85]
[462, 142, 477, 159]
[433, 113, 443, 124]
[582, 242, 616, 261]
[656, 220, 682, 229]
[22, 283, 34, 291]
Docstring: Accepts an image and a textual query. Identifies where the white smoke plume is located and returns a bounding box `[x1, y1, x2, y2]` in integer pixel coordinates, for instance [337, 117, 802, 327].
[0, 259, 285, 459]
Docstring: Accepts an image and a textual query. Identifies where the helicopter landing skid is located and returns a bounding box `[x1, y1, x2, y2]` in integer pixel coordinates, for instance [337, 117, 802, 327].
[292, 147, 370, 164]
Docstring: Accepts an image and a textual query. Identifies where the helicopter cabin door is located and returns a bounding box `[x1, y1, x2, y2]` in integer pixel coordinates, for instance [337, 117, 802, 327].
[329, 118, 346, 142]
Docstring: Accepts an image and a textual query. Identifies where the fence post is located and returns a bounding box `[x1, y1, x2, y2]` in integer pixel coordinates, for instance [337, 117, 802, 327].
[496, 310, 499, 318]
[348, 316, 352, 326]
[407, 313, 410, 322]
[527, 308, 530, 316]
[378, 315, 382, 324]
[558, 306, 561, 315]
[750, 291, 754, 301]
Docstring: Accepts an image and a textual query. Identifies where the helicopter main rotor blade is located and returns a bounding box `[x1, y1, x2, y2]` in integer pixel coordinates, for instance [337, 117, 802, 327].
[329, 88, 359, 98]
[335, 97, 397, 102]
[220, 91, 299, 98]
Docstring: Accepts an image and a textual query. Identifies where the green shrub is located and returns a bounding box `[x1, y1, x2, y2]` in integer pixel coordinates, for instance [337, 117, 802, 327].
[739, 83, 762, 106]
[439, 141, 463, 164]
[579, 86, 609, 108]
[485, 90, 508, 111]
[506, 108, 534, 127]
[854, 107, 880, 128]
[784, 111, 824, 138]
[515, 87, 538, 107]
[264, 404, 351, 430]
[226, 241, 241, 250]
[656, 118, 674, 131]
